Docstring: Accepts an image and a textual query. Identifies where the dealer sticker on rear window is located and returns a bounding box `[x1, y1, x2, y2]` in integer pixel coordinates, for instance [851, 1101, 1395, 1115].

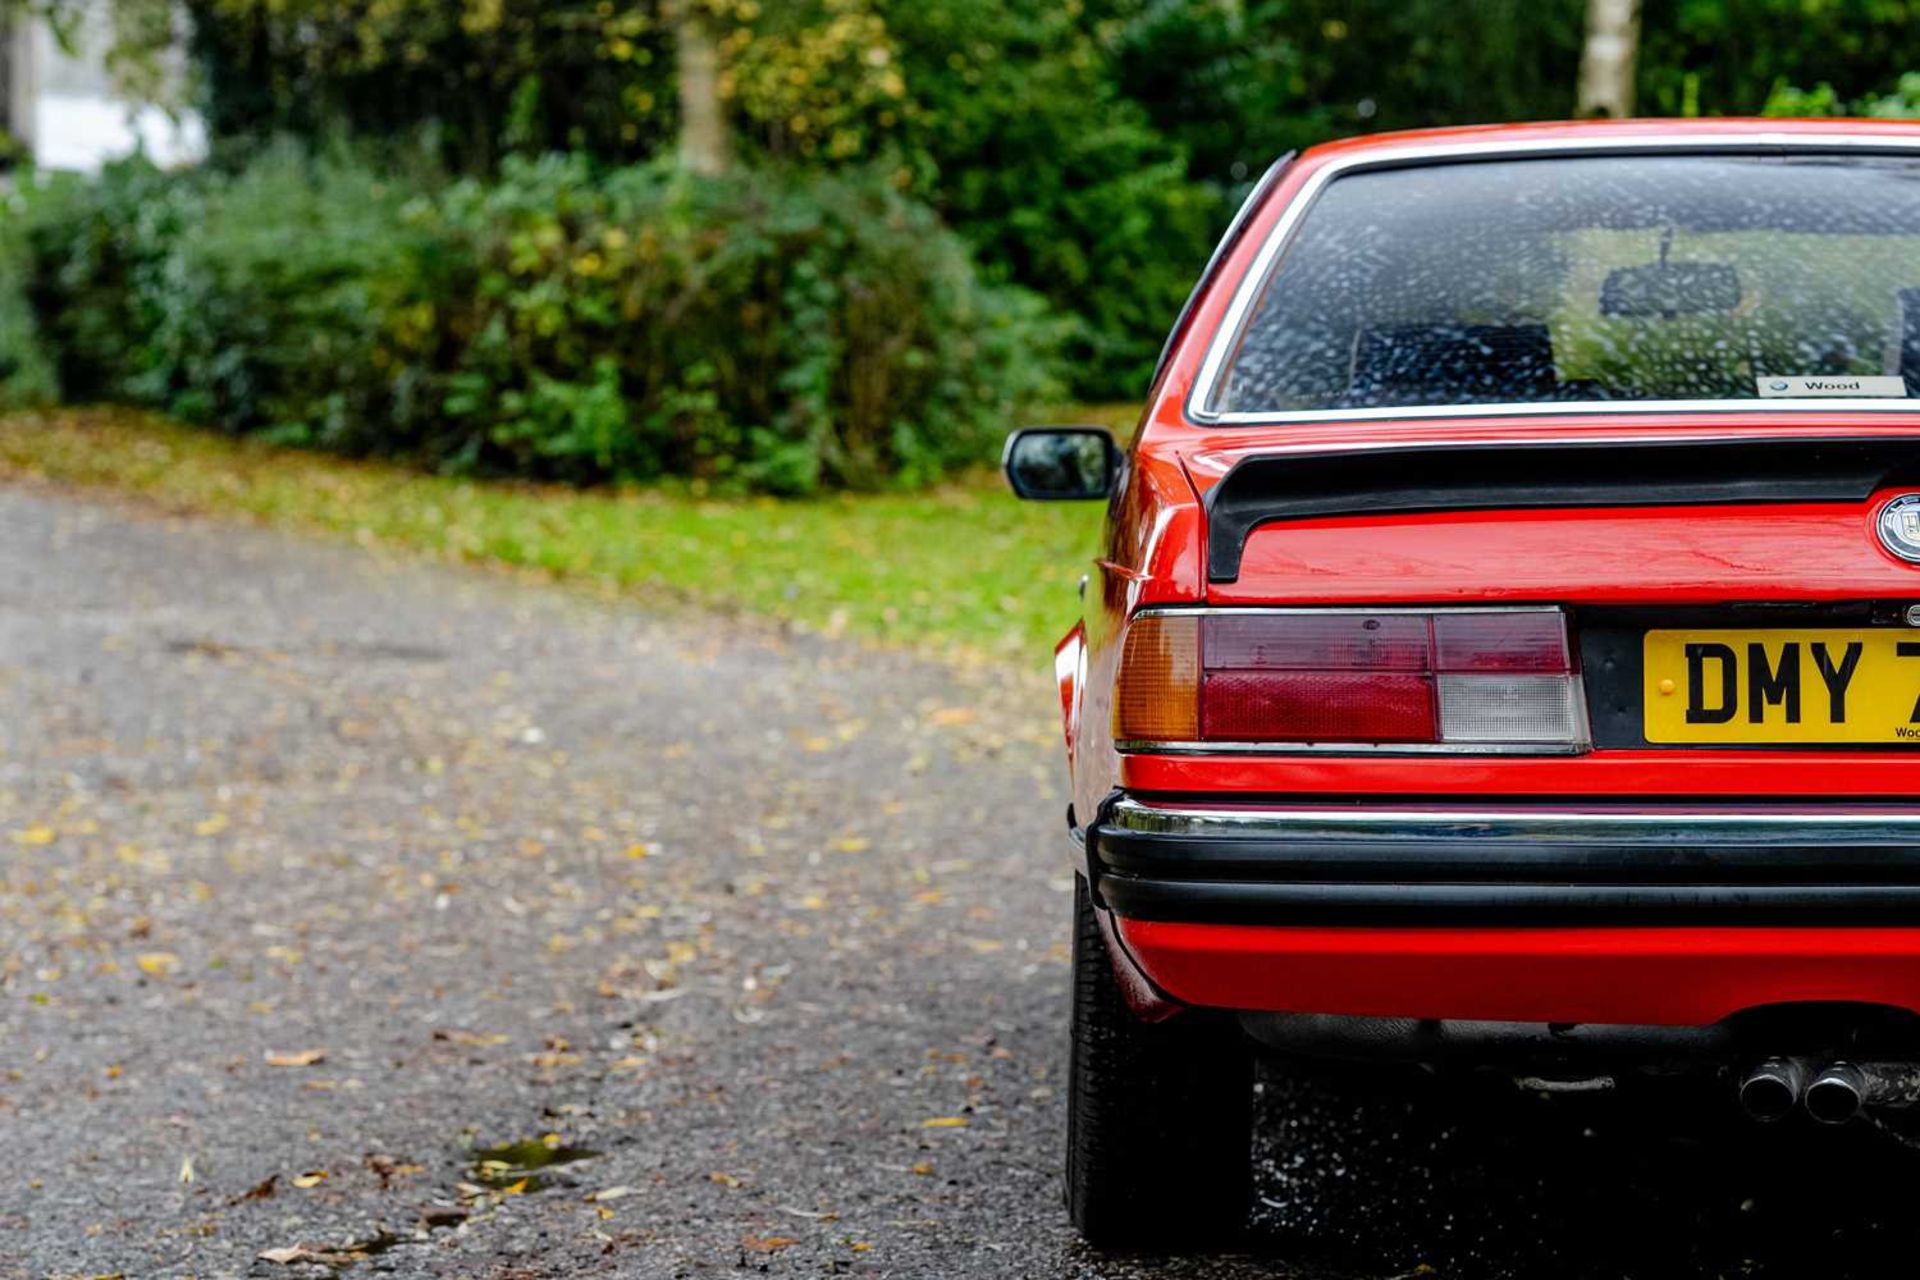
[1757, 375, 1909, 398]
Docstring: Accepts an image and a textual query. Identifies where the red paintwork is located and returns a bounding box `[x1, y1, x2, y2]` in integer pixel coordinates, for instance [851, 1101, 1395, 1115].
[1221, 498, 1920, 606]
[1115, 921, 1920, 1028]
[1124, 750, 1920, 797]
[1053, 622, 1085, 770]
[1059, 119, 1920, 1026]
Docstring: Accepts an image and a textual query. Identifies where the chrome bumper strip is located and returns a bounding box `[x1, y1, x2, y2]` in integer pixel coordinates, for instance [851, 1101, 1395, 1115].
[1106, 798, 1920, 847]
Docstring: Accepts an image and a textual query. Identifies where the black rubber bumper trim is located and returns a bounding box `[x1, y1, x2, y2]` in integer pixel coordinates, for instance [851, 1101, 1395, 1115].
[1088, 802, 1920, 926]
[1095, 828, 1920, 883]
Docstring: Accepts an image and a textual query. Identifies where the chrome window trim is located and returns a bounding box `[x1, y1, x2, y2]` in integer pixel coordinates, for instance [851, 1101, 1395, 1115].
[1119, 604, 1589, 757]
[1187, 132, 1920, 426]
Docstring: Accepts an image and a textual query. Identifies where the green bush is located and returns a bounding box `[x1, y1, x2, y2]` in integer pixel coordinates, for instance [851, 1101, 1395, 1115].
[1764, 71, 1920, 120]
[1642, 0, 1920, 118]
[13, 148, 1060, 492]
[883, 0, 1226, 400]
[16, 162, 178, 401]
[0, 193, 58, 409]
[419, 152, 1061, 489]
[180, 0, 1216, 402]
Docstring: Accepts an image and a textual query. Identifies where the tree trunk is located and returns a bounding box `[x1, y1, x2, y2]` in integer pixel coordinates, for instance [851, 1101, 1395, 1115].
[1577, 0, 1640, 118]
[673, 3, 729, 177]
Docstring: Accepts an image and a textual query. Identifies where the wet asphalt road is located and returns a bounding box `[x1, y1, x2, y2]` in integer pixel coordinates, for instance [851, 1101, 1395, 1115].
[10, 482, 1920, 1278]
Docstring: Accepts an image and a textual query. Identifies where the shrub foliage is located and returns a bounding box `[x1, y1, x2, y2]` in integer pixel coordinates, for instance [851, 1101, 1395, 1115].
[50, 0, 1920, 402]
[10, 149, 1058, 492]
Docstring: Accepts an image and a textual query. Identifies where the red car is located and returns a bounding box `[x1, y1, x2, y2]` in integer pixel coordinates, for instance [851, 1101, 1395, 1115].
[1007, 118, 1920, 1249]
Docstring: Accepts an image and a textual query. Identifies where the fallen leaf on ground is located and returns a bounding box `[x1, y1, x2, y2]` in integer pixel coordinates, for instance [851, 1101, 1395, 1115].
[178, 1156, 196, 1184]
[257, 1239, 384, 1266]
[708, 1171, 745, 1188]
[234, 1174, 277, 1202]
[291, 1171, 328, 1189]
[741, 1235, 798, 1252]
[587, 1185, 634, 1202]
[365, 1154, 425, 1189]
[136, 952, 179, 978]
[13, 824, 55, 846]
[265, 1049, 327, 1067]
[921, 1116, 969, 1129]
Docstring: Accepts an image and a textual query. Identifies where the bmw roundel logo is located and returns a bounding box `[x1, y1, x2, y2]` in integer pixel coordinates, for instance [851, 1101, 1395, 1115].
[1768, 380, 1790, 391]
[1879, 494, 1920, 563]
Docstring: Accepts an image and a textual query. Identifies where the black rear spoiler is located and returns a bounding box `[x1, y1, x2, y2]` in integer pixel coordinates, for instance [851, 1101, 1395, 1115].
[1204, 435, 1920, 583]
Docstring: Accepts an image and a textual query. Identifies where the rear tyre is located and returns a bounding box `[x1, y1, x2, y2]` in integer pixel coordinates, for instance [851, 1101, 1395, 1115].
[1066, 875, 1255, 1249]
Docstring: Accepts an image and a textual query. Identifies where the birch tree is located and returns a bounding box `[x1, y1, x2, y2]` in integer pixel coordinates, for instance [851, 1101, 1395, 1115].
[670, 2, 729, 175]
[1577, 0, 1639, 118]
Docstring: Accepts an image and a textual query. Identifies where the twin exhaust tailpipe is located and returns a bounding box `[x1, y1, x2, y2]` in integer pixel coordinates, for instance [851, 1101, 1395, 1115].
[1738, 1057, 1920, 1124]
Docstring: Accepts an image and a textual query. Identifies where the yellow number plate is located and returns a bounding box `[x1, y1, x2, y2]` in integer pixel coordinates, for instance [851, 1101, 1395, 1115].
[1644, 629, 1920, 744]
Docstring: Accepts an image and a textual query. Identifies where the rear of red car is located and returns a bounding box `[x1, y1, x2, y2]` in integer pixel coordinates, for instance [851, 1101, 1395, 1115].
[1008, 121, 1920, 1249]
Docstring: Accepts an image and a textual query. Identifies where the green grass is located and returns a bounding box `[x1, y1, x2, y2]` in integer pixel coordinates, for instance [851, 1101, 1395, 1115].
[0, 407, 1132, 664]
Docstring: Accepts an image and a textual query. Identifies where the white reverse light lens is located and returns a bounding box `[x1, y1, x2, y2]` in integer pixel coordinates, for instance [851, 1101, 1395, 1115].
[1437, 674, 1588, 746]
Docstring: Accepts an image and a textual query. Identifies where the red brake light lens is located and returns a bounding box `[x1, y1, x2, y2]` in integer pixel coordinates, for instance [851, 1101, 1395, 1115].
[1114, 609, 1586, 750]
[1201, 670, 1437, 742]
[1203, 611, 1430, 670]
[1431, 611, 1571, 673]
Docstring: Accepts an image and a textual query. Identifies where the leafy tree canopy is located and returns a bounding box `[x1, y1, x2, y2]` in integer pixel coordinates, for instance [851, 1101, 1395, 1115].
[38, 0, 1920, 397]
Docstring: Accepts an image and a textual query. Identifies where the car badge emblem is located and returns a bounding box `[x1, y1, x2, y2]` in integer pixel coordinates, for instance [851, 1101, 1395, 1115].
[1879, 494, 1920, 564]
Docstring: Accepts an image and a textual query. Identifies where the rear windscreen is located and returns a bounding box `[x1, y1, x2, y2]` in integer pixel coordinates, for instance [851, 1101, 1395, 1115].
[1210, 153, 1920, 415]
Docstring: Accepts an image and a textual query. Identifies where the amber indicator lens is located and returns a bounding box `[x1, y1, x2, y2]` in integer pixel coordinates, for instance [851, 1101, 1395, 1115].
[1111, 613, 1200, 743]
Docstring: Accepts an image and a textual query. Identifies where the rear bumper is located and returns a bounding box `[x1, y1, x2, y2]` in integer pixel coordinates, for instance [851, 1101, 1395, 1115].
[1091, 798, 1920, 1024]
[1091, 799, 1920, 925]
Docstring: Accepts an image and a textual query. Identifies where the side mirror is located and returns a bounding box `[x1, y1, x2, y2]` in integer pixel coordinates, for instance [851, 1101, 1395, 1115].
[1003, 427, 1120, 501]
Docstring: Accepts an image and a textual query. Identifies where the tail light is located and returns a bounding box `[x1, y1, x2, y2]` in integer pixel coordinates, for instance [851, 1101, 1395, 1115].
[1113, 609, 1588, 752]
